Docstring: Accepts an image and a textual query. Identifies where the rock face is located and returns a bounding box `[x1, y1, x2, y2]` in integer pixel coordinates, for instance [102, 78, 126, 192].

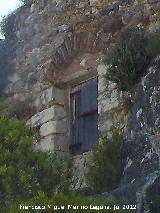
[2, 0, 160, 212]
[92, 61, 160, 212]
[121, 63, 160, 212]
[71, 152, 92, 190]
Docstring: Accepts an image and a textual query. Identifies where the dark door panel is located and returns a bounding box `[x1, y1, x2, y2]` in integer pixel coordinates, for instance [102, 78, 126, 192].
[70, 78, 98, 155]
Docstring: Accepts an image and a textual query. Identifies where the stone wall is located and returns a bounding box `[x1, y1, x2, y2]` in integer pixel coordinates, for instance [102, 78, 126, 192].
[98, 64, 126, 136]
[26, 86, 69, 151]
[4, 0, 156, 152]
[2, 0, 160, 209]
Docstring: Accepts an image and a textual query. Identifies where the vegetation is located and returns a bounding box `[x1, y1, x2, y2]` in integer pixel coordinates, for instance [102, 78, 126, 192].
[0, 114, 131, 213]
[86, 129, 124, 193]
[103, 27, 151, 91]
[0, 114, 72, 212]
[7, 192, 132, 213]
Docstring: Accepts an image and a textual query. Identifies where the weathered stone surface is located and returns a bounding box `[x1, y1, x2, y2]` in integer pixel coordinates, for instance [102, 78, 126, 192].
[92, 171, 160, 212]
[27, 105, 66, 127]
[122, 134, 159, 185]
[8, 72, 21, 83]
[35, 134, 69, 152]
[34, 86, 65, 108]
[122, 66, 160, 184]
[2, 0, 160, 210]
[98, 112, 113, 133]
[71, 152, 92, 190]
[98, 64, 123, 115]
[98, 64, 108, 93]
[98, 89, 123, 114]
[89, 0, 99, 6]
[35, 135, 55, 151]
[40, 119, 67, 137]
[115, 64, 160, 211]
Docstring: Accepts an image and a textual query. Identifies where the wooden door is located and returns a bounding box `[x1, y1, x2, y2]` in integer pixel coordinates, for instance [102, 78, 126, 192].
[70, 78, 98, 155]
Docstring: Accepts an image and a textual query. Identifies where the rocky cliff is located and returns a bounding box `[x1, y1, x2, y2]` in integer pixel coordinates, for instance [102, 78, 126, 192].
[1, 0, 160, 212]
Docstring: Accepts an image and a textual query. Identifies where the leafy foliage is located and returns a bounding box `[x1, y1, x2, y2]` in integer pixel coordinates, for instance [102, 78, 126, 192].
[0, 114, 129, 213]
[7, 192, 131, 213]
[103, 27, 151, 91]
[0, 114, 71, 211]
[86, 130, 124, 193]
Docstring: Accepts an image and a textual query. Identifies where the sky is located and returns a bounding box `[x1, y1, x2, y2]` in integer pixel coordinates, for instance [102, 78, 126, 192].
[0, 0, 21, 38]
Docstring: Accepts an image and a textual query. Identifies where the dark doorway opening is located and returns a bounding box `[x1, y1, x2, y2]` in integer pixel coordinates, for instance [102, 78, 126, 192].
[69, 78, 98, 155]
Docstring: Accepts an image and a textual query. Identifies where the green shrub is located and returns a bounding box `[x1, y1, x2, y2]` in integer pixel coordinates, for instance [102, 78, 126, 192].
[7, 192, 131, 213]
[86, 129, 124, 193]
[0, 114, 71, 211]
[103, 27, 151, 91]
[0, 97, 8, 112]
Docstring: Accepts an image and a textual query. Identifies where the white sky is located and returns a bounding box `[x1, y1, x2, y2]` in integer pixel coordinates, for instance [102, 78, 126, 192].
[0, 0, 21, 38]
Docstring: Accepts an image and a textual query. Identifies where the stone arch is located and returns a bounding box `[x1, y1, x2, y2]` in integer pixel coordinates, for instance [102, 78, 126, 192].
[44, 30, 105, 82]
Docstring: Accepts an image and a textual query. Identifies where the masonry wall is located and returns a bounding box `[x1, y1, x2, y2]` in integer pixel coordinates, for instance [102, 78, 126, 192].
[4, 0, 156, 152]
[3, 0, 160, 195]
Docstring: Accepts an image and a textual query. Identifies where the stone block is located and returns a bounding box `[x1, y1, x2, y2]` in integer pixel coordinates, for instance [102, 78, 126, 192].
[98, 64, 108, 94]
[35, 86, 65, 108]
[35, 135, 69, 152]
[98, 89, 122, 114]
[99, 116, 113, 133]
[98, 64, 123, 114]
[27, 105, 66, 127]
[90, 0, 100, 6]
[35, 135, 55, 151]
[54, 135, 69, 152]
[40, 119, 67, 137]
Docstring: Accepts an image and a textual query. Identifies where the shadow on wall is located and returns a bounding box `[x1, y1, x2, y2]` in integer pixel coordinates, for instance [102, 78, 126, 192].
[0, 39, 9, 95]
